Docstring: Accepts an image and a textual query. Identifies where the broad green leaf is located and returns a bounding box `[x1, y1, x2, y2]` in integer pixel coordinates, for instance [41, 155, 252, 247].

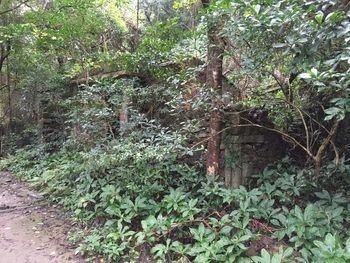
[315, 11, 324, 24]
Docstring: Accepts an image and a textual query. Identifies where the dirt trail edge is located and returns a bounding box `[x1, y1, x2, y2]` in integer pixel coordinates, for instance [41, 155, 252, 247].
[0, 171, 86, 263]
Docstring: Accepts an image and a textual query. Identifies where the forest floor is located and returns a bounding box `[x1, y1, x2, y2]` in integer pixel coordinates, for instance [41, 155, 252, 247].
[0, 171, 86, 263]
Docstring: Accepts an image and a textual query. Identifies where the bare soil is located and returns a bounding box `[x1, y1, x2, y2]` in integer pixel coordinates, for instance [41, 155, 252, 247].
[0, 171, 86, 263]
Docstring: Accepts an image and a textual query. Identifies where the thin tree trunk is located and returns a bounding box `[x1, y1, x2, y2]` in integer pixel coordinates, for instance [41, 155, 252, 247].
[202, 0, 224, 176]
[119, 94, 129, 133]
[6, 55, 11, 130]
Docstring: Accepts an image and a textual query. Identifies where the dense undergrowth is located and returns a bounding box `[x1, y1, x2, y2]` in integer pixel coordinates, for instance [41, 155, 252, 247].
[2, 140, 350, 262]
[2, 75, 350, 263]
[1, 0, 350, 262]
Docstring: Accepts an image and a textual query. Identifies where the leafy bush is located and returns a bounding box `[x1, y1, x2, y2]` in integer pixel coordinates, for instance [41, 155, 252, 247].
[3, 146, 350, 263]
[310, 234, 350, 263]
[2, 76, 350, 262]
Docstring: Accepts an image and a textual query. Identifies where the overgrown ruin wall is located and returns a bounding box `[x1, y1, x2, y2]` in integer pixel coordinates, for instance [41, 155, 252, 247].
[222, 113, 284, 188]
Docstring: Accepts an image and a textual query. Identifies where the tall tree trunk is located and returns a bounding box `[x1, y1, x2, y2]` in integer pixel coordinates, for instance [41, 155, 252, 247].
[202, 0, 224, 176]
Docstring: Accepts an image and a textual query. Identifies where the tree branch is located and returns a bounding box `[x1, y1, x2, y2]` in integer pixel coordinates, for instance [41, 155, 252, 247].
[191, 120, 313, 159]
[70, 70, 153, 86]
[278, 98, 340, 164]
[315, 121, 339, 162]
[0, 0, 30, 16]
[281, 99, 310, 152]
[240, 117, 314, 158]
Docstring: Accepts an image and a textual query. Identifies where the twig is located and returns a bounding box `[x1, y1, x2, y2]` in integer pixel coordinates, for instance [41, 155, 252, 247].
[0, 0, 30, 16]
[240, 117, 313, 158]
[280, 98, 340, 166]
[190, 127, 231, 149]
[280, 99, 310, 152]
[250, 218, 277, 234]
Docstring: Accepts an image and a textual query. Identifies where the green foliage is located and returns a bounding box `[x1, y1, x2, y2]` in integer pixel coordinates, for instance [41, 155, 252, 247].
[252, 247, 294, 263]
[220, 0, 350, 162]
[3, 144, 350, 262]
[1, 0, 350, 262]
[311, 234, 350, 263]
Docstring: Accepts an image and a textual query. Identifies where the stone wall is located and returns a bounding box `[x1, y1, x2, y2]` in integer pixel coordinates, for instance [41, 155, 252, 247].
[222, 113, 284, 188]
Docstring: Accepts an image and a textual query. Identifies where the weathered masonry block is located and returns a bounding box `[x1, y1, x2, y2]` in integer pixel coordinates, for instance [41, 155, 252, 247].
[222, 112, 284, 188]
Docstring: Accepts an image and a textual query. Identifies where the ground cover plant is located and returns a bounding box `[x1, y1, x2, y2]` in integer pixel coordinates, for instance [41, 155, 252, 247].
[2, 140, 350, 262]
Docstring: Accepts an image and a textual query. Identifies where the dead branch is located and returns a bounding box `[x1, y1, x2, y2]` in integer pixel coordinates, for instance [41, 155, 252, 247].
[314, 121, 339, 176]
[70, 70, 152, 86]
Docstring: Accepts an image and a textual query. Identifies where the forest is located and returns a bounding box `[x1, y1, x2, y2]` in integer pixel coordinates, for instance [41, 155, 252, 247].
[0, 0, 350, 262]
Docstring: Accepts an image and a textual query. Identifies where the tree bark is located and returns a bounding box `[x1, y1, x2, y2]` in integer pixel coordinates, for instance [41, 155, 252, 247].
[119, 94, 129, 133]
[6, 55, 11, 130]
[202, 0, 224, 176]
[0, 41, 11, 73]
[313, 121, 339, 177]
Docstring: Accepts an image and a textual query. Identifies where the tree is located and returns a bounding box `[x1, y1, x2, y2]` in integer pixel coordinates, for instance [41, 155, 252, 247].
[202, 0, 224, 176]
[219, 0, 350, 176]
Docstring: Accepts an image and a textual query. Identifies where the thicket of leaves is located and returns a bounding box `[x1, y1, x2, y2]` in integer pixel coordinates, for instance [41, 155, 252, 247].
[2, 80, 350, 262]
[3, 143, 350, 262]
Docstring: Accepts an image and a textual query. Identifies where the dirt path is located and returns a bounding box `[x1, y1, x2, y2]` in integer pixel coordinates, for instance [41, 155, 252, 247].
[0, 172, 86, 263]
